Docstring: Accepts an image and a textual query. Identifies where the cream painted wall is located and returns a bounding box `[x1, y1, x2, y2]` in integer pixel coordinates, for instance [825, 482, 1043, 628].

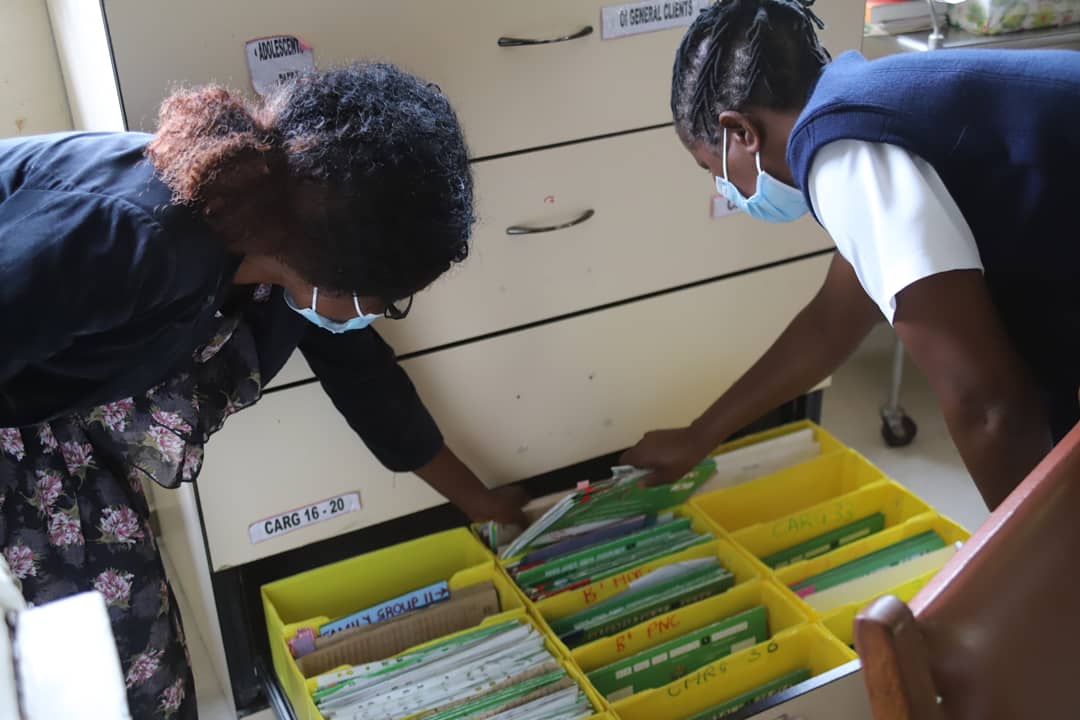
[0, 0, 72, 138]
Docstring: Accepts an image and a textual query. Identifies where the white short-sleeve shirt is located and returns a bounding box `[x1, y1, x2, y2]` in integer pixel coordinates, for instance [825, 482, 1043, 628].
[807, 139, 983, 323]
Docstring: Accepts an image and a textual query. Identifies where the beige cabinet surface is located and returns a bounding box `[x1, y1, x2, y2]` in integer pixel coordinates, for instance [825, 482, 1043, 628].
[102, 0, 865, 157]
[197, 254, 831, 570]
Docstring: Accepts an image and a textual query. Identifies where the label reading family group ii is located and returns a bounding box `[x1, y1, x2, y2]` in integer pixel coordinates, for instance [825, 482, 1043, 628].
[248, 492, 362, 544]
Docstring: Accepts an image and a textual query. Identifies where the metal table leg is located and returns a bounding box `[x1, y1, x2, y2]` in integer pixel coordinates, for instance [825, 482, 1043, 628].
[881, 336, 918, 447]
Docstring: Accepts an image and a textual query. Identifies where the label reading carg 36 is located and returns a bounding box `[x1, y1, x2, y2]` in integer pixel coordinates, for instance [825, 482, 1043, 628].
[601, 0, 712, 40]
[248, 492, 361, 544]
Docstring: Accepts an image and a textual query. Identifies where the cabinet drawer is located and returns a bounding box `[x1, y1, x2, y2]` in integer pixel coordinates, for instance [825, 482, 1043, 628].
[101, 0, 865, 156]
[380, 125, 832, 355]
[196, 254, 830, 569]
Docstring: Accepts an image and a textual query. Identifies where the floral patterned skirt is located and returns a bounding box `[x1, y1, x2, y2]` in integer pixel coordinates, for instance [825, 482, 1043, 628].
[0, 312, 262, 718]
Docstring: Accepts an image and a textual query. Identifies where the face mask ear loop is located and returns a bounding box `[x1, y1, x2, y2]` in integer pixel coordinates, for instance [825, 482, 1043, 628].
[311, 287, 319, 313]
[352, 294, 364, 317]
[755, 150, 763, 175]
[722, 127, 731, 181]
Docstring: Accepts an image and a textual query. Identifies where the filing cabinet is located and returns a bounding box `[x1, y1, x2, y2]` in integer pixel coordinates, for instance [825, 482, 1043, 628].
[48, 1, 868, 715]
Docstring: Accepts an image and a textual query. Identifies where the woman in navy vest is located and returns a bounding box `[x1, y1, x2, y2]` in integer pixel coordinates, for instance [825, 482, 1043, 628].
[0, 64, 527, 717]
[622, 0, 1080, 510]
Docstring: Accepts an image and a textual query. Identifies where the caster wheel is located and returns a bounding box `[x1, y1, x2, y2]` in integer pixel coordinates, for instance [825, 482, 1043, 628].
[881, 415, 917, 448]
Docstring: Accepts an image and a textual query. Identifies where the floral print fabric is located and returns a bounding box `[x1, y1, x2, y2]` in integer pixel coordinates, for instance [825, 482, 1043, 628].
[0, 305, 263, 718]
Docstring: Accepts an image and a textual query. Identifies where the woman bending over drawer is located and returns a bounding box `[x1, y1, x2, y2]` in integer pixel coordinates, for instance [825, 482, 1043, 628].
[622, 0, 1080, 511]
[0, 63, 527, 718]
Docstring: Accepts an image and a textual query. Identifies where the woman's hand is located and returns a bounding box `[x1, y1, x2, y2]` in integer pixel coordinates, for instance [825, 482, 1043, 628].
[463, 485, 531, 528]
[414, 445, 530, 527]
[620, 425, 715, 486]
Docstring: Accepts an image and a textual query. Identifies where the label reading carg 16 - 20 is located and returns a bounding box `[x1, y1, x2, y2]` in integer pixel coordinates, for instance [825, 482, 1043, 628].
[248, 492, 361, 544]
[601, 0, 712, 40]
[245, 34, 315, 96]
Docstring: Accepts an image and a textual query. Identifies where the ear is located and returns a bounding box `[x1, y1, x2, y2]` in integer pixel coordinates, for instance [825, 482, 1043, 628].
[718, 111, 762, 155]
[201, 148, 274, 205]
[201, 149, 286, 252]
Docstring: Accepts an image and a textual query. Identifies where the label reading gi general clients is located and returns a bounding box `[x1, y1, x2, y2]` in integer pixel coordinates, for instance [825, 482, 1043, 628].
[601, 0, 712, 40]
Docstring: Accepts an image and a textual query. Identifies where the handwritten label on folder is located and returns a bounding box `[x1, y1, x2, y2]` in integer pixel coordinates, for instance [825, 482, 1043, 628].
[770, 500, 857, 539]
[614, 613, 682, 653]
[580, 567, 648, 606]
[666, 641, 780, 697]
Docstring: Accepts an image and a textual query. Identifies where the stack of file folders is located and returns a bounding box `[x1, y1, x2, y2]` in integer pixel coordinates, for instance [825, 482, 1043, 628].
[507, 514, 714, 602]
[789, 530, 947, 599]
[546, 557, 733, 649]
[486, 461, 717, 562]
[312, 619, 595, 720]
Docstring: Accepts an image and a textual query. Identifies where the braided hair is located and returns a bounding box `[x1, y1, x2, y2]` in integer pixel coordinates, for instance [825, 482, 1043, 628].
[671, 0, 830, 145]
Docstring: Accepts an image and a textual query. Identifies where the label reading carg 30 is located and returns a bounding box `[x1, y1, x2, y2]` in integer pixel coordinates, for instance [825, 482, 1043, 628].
[248, 492, 361, 544]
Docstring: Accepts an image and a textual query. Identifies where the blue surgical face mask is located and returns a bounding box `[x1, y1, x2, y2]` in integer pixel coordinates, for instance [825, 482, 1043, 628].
[284, 287, 380, 334]
[714, 128, 809, 223]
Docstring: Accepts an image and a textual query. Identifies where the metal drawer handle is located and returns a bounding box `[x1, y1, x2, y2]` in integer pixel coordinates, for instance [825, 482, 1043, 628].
[498, 25, 594, 47]
[506, 209, 595, 235]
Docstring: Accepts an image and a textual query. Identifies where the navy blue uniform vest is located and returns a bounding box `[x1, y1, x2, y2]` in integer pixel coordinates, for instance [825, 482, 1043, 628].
[787, 49, 1080, 435]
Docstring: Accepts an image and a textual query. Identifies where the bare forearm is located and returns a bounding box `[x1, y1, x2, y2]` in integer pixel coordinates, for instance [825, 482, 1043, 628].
[693, 306, 864, 443]
[892, 269, 1056, 510]
[414, 444, 488, 516]
[413, 445, 529, 525]
[692, 257, 879, 447]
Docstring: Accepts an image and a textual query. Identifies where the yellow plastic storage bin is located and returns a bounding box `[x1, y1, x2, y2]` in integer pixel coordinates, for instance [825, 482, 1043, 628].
[531, 515, 761, 656]
[822, 568, 942, 648]
[311, 614, 611, 720]
[502, 506, 729, 617]
[693, 449, 885, 534]
[262, 528, 527, 720]
[773, 512, 969, 608]
[731, 479, 932, 566]
[612, 623, 857, 720]
[572, 579, 809, 701]
[690, 421, 848, 497]
[709, 419, 845, 457]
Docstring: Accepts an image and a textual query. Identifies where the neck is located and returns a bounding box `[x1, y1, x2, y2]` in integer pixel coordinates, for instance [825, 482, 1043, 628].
[233, 254, 288, 286]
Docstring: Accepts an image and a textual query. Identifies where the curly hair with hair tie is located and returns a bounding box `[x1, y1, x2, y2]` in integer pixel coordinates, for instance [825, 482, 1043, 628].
[147, 63, 474, 302]
[671, 0, 830, 146]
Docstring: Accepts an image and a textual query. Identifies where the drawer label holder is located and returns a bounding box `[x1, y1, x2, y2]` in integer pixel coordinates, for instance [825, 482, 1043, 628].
[248, 492, 362, 544]
[245, 34, 316, 97]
